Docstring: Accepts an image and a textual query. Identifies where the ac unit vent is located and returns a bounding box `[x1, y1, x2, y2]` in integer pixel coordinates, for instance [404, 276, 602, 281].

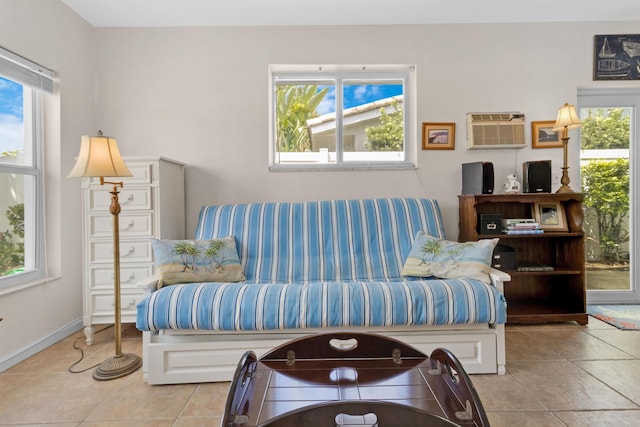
[466, 112, 526, 149]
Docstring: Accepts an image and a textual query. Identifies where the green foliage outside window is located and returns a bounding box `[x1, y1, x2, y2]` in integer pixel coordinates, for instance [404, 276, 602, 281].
[0, 203, 24, 276]
[276, 85, 328, 152]
[365, 100, 404, 151]
[580, 108, 629, 149]
[580, 108, 630, 263]
[581, 159, 629, 261]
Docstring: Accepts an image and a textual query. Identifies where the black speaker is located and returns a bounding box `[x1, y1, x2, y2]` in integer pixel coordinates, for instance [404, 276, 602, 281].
[461, 162, 494, 195]
[523, 160, 551, 193]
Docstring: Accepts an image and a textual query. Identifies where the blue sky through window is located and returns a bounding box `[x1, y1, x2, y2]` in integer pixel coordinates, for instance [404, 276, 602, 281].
[0, 76, 24, 153]
[317, 84, 403, 115]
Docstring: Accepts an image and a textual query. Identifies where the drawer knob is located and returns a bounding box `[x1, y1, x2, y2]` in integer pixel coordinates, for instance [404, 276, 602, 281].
[122, 194, 134, 204]
[111, 247, 135, 256]
[113, 272, 136, 283]
[120, 219, 135, 230]
[113, 299, 136, 309]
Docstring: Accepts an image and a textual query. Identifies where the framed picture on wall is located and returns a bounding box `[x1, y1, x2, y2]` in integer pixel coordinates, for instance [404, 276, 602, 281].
[594, 34, 640, 81]
[422, 122, 455, 150]
[533, 201, 568, 231]
[531, 120, 562, 149]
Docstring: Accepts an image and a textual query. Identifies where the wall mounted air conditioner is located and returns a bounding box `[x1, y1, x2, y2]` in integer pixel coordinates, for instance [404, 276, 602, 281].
[466, 112, 526, 149]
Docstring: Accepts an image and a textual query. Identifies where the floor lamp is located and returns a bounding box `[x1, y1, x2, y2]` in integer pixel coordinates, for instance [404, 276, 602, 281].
[552, 102, 582, 193]
[68, 131, 142, 380]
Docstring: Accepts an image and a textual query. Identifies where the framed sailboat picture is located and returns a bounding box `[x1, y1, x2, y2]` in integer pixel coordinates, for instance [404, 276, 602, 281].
[594, 34, 640, 80]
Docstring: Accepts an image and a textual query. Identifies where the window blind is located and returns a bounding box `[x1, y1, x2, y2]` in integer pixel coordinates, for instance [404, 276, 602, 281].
[0, 46, 55, 93]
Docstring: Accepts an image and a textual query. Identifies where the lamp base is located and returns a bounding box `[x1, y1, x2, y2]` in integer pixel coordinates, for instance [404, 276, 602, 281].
[556, 185, 575, 194]
[556, 162, 575, 194]
[93, 353, 142, 381]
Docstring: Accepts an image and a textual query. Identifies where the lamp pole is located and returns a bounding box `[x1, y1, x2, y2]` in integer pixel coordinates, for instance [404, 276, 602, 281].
[92, 179, 142, 381]
[557, 129, 573, 193]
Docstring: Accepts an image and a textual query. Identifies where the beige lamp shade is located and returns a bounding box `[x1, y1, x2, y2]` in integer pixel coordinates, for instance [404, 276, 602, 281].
[68, 134, 132, 178]
[552, 103, 582, 131]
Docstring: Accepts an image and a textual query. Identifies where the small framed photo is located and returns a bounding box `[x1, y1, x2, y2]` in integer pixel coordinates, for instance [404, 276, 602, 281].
[532, 120, 561, 148]
[422, 122, 455, 150]
[533, 201, 568, 231]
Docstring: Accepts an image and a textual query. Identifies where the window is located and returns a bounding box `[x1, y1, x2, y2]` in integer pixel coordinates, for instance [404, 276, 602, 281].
[0, 46, 53, 291]
[269, 64, 416, 170]
[579, 88, 640, 304]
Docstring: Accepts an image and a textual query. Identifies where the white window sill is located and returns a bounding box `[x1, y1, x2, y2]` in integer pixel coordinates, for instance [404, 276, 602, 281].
[269, 162, 416, 172]
[0, 275, 62, 297]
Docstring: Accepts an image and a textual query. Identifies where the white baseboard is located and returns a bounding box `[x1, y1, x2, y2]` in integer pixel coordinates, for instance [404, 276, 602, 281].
[0, 318, 83, 372]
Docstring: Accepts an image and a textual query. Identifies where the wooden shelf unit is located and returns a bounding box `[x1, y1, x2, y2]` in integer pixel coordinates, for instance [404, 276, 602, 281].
[458, 193, 587, 325]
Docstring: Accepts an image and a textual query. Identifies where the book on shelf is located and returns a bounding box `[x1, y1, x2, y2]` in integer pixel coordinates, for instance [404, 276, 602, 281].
[502, 218, 536, 226]
[505, 223, 540, 230]
[516, 263, 555, 272]
[502, 217, 542, 234]
[502, 228, 544, 235]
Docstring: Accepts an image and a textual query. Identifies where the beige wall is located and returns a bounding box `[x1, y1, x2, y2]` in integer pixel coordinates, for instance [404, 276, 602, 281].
[1, 0, 640, 368]
[0, 0, 93, 366]
[90, 22, 640, 240]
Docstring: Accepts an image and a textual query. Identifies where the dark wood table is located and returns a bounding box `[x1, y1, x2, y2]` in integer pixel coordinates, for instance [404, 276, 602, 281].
[222, 332, 490, 426]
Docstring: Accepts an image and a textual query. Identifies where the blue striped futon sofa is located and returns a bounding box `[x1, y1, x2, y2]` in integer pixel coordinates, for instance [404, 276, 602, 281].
[136, 197, 509, 384]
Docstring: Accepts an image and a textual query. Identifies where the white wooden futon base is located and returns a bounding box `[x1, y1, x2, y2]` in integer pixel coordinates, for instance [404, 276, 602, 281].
[141, 323, 506, 385]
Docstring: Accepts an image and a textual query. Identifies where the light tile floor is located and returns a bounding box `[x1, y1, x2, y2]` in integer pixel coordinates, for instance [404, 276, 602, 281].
[1, 317, 639, 426]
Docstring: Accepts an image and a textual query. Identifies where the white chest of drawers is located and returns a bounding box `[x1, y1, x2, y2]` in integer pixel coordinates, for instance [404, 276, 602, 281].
[81, 157, 185, 344]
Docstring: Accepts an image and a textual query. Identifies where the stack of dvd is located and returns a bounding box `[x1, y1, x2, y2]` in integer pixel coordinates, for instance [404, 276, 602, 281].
[502, 218, 543, 234]
[516, 263, 554, 272]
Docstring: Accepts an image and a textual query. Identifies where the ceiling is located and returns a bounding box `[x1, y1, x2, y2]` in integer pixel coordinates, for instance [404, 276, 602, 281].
[61, 0, 640, 27]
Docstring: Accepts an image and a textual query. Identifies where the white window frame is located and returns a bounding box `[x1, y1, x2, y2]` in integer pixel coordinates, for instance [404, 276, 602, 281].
[0, 46, 52, 292]
[268, 64, 417, 171]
